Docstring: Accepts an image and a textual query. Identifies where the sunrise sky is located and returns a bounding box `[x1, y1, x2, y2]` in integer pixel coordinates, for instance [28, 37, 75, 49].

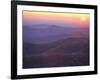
[23, 11, 90, 28]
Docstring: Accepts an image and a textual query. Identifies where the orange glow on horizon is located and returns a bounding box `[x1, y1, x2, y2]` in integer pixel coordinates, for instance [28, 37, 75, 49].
[23, 11, 90, 27]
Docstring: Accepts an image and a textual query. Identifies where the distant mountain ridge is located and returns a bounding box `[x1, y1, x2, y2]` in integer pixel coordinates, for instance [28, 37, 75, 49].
[23, 24, 89, 44]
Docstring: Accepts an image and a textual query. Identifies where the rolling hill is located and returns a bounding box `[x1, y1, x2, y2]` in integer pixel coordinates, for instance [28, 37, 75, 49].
[23, 24, 89, 44]
[23, 37, 89, 68]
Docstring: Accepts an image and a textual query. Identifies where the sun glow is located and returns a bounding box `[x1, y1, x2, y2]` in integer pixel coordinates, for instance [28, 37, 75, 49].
[81, 17, 86, 21]
[23, 11, 89, 28]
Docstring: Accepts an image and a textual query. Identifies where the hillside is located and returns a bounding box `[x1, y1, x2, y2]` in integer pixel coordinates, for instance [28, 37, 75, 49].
[23, 37, 89, 68]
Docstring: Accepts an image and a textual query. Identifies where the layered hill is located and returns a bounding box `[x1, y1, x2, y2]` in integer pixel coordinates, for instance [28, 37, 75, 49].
[23, 37, 89, 68]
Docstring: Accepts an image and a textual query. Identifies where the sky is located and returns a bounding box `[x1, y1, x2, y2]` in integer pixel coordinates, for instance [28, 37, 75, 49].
[23, 11, 90, 28]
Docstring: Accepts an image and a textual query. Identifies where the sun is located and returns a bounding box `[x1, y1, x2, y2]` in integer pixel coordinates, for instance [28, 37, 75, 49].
[81, 17, 86, 21]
